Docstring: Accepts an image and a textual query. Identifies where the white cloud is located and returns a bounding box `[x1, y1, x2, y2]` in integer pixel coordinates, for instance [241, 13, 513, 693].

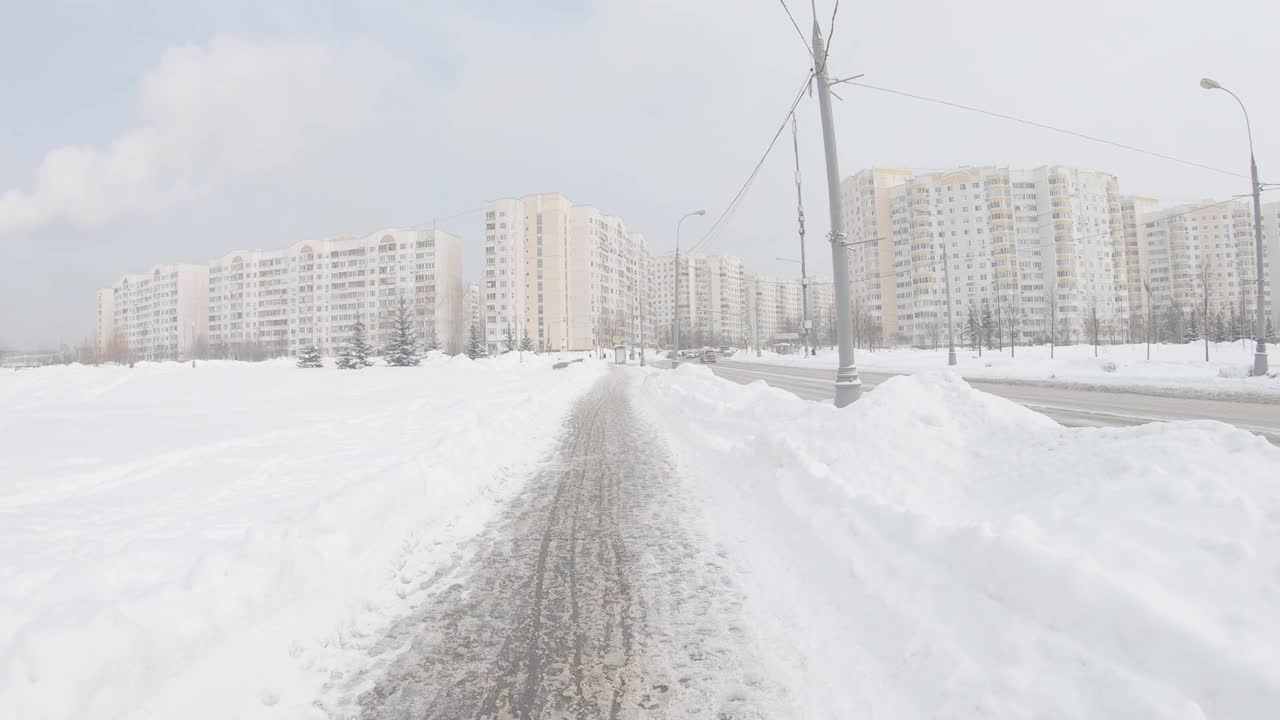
[0, 35, 386, 234]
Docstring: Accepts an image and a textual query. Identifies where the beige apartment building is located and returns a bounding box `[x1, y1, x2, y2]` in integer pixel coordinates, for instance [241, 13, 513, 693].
[484, 193, 651, 354]
[849, 165, 1127, 346]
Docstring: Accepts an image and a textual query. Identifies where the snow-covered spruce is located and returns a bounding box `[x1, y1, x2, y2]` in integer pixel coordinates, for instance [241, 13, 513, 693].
[466, 323, 488, 359]
[296, 344, 323, 368]
[337, 319, 374, 369]
[384, 297, 421, 367]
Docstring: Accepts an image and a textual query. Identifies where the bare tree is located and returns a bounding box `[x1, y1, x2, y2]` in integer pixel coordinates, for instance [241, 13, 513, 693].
[1083, 297, 1102, 357]
[1003, 302, 1024, 358]
[924, 317, 942, 350]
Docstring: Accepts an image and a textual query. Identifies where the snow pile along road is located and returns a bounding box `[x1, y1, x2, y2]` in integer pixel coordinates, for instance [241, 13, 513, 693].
[633, 364, 1280, 719]
[0, 355, 605, 720]
[737, 342, 1280, 399]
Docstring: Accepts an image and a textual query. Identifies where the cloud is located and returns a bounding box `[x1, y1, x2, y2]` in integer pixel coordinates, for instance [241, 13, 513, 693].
[0, 36, 386, 235]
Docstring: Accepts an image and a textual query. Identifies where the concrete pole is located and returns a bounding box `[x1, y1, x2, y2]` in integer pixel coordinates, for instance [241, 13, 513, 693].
[812, 19, 862, 406]
[791, 115, 811, 358]
[1249, 155, 1268, 375]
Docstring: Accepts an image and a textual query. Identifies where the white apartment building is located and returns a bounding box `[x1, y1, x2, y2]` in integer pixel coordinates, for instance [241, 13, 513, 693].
[464, 283, 482, 345]
[484, 194, 651, 354]
[743, 273, 804, 349]
[96, 288, 115, 356]
[878, 165, 1127, 346]
[98, 264, 209, 361]
[842, 168, 913, 341]
[1131, 197, 1277, 338]
[206, 228, 464, 357]
[651, 253, 745, 348]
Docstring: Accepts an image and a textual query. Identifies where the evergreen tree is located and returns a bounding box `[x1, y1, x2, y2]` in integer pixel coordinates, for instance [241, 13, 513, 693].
[466, 323, 488, 360]
[1268, 315, 1277, 344]
[963, 302, 983, 353]
[1161, 304, 1183, 344]
[1228, 304, 1242, 342]
[503, 324, 516, 353]
[385, 297, 421, 367]
[979, 301, 994, 350]
[296, 343, 323, 368]
[519, 326, 534, 352]
[1211, 309, 1228, 343]
[423, 322, 440, 353]
[1183, 309, 1201, 344]
[337, 319, 373, 369]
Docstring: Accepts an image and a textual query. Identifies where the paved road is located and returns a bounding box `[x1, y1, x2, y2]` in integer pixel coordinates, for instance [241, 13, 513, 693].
[345, 371, 779, 719]
[687, 359, 1280, 444]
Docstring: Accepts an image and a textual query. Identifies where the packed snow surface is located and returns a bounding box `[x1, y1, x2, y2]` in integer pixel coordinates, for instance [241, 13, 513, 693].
[633, 364, 1280, 719]
[0, 354, 604, 720]
[737, 342, 1280, 399]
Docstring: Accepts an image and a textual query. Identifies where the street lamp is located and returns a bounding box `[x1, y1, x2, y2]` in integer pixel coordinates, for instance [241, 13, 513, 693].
[914, 210, 957, 365]
[1201, 77, 1268, 376]
[672, 209, 706, 368]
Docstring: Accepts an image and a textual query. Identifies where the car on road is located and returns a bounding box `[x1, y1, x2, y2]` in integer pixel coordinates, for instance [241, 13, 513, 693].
[700, 349, 717, 364]
[666, 350, 677, 359]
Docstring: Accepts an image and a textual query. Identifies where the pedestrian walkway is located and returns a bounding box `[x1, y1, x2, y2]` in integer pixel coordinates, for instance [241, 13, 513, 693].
[338, 369, 781, 719]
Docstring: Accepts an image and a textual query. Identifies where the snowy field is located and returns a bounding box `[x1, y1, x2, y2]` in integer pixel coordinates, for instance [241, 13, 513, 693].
[736, 342, 1280, 399]
[633, 364, 1280, 718]
[0, 355, 605, 720]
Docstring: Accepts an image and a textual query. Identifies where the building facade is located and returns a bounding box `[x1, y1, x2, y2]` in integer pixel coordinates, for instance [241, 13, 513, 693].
[484, 194, 651, 354]
[98, 264, 209, 361]
[204, 228, 464, 358]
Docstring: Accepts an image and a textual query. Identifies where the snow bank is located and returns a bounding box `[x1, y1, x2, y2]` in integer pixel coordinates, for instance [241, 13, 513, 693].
[633, 365, 1280, 718]
[738, 342, 1280, 400]
[0, 357, 605, 720]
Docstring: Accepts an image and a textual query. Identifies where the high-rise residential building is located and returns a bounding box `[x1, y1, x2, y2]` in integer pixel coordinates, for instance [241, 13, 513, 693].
[95, 288, 115, 357]
[484, 193, 650, 354]
[743, 273, 804, 349]
[1129, 197, 1277, 340]
[1261, 200, 1280, 334]
[98, 264, 209, 361]
[205, 228, 464, 358]
[878, 165, 1127, 347]
[463, 283, 482, 346]
[651, 252, 745, 348]
[842, 168, 913, 342]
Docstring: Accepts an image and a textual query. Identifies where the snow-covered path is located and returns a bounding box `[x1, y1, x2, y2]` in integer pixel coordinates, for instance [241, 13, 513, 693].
[341, 370, 781, 719]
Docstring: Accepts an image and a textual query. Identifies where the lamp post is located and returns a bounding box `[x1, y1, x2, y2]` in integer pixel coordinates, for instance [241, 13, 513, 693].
[1201, 77, 1268, 376]
[672, 209, 705, 367]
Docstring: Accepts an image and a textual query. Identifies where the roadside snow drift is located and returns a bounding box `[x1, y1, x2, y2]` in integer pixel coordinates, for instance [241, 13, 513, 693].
[633, 364, 1280, 719]
[738, 342, 1280, 399]
[0, 355, 605, 720]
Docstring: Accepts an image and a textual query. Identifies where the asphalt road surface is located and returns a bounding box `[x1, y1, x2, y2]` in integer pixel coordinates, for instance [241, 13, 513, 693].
[685, 358, 1280, 445]
[343, 371, 780, 719]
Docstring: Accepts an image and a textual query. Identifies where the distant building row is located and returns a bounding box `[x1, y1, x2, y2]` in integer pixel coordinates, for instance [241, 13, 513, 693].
[97, 229, 464, 361]
[843, 166, 1279, 346]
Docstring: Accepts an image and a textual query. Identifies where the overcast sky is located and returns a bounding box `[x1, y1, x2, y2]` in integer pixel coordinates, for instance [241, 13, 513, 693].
[2, 0, 1277, 349]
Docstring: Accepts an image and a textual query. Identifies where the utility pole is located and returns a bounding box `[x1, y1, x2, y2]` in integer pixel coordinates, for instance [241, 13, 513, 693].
[811, 18, 862, 406]
[943, 249, 957, 365]
[791, 115, 811, 358]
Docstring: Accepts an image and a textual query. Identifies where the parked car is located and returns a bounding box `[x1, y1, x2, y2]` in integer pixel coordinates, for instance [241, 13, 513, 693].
[700, 349, 717, 364]
[666, 350, 676, 359]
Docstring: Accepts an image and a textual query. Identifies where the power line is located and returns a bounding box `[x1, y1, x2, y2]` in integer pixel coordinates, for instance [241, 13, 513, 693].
[686, 70, 814, 256]
[845, 81, 1251, 181]
[819, 0, 839, 72]
[776, 0, 814, 60]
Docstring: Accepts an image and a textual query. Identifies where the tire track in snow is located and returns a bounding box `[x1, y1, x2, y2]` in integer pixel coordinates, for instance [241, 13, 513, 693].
[336, 370, 781, 719]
